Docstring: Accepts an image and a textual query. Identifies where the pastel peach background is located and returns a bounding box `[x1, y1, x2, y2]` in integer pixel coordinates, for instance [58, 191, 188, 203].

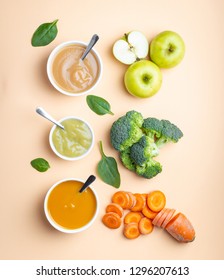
[1, 0, 224, 260]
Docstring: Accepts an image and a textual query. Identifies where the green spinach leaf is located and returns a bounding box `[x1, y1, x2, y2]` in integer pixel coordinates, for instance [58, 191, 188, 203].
[97, 141, 120, 188]
[86, 95, 114, 115]
[31, 19, 58, 47]
[30, 158, 50, 172]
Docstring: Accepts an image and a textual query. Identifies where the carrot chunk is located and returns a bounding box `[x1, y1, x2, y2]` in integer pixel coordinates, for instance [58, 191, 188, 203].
[102, 212, 122, 229]
[124, 212, 142, 224]
[106, 203, 124, 218]
[123, 223, 140, 239]
[139, 217, 154, 235]
[161, 209, 175, 229]
[165, 213, 195, 242]
[147, 190, 166, 212]
[112, 191, 130, 209]
[142, 204, 157, 219]
[131, 193, 146, 212]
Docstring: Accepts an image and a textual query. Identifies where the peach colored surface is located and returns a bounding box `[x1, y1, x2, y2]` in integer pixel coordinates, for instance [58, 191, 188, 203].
[1, 0, 224, 260]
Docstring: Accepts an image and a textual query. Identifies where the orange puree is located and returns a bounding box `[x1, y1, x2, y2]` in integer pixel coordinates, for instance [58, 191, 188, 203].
[47, 180, 97, 230]
[52, 45, 99, 93]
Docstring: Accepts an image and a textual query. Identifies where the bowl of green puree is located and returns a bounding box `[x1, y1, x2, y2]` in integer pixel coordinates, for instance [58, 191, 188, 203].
[49, 116, 94, 161]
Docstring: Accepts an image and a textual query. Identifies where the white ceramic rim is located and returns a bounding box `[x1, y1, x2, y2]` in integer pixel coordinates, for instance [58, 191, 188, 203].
[46, 40, 103, 97]
[49, 116, 94, 161]
[44, 177, 99, 234]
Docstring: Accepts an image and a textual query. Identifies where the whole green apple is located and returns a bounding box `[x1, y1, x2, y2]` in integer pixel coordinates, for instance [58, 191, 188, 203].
[150, 31, 185, 68]
[124, 60, 162, 98]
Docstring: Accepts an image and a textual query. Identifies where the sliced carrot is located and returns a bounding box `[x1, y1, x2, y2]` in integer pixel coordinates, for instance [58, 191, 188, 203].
[147, 190, 166, 212]
[139, 217, 154, 235]
[165, 212, 195, 242]
[102, 212, 122, 229]
[112, 191, 130, 209]
[161, 209, 175, 229]
[124, 211, 143, 224]
[156, 208, 172, 228]
[142, 204, 157, 219]
[141, 193, 148, 200]
[152, 208, 166, 226]
[131, 193, 146, 212]
[106, 203, 124, 218]
[123, 223, 140, 239]
[126, 192, 137, 209]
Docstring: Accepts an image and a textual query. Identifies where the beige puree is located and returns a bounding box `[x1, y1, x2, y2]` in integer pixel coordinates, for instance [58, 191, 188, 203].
[52, 45, 99, 93]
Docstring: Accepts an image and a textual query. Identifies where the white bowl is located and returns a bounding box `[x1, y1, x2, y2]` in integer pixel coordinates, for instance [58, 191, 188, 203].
[49, 116, 94, 161]
[47, 40, 103, 96]
[44, 178, 99, 233]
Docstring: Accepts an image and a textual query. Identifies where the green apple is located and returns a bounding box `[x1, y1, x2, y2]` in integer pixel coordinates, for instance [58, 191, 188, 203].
[124, 60, 162, 98]
[149, 31, 185, 68]
[113, 31, 149, 64]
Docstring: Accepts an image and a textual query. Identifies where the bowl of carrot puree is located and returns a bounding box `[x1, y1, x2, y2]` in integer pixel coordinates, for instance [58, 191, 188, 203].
[44, 178, 99, 233]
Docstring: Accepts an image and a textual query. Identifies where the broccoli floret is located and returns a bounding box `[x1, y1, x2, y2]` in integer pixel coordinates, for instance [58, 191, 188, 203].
[120, 148, 136, 171]
[156, 119, 183, 148]
[110, 110, 143, 151]
[136, 158, 162, 179]
[126, 110, 144, 127]
[130, 135, 159, 166]
[142, 117, 163, 139]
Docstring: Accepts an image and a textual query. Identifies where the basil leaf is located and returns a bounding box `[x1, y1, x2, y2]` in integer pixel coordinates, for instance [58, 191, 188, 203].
[31, 19, 58, 47]
[86, 95, 114, 115]
[97, 141, 120, 188]
[30, 158, 50, 172]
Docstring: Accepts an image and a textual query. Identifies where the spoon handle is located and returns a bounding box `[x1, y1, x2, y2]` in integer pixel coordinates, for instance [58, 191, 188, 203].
[81, 34, 99, 60]
[36, 107, 64, 130]
[79, 175, 96, 193]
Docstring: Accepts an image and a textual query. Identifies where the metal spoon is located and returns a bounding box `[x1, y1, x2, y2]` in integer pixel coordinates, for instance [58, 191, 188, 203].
[81, 34, 99, 60]
[79, 175, 96, 193]
[36, 107, 64, 130]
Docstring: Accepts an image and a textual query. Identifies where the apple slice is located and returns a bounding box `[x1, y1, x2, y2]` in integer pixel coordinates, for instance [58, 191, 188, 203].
[113, 31, 149, 65]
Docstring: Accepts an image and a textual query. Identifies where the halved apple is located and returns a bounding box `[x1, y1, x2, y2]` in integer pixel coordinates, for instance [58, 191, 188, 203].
[113, 31, 149, 65]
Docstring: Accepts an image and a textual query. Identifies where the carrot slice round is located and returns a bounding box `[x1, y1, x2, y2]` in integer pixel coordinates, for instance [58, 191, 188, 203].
[131, 193, 146, 212]
[161, 209, 175, 229]
[152, 208, 166, 226]
[102, 212, 122, 229]
[123, 223, 140, 239]
[126, 192, 137, 209]
[156, 208, 171, 228]
[112, 191, 130, 209]
[165, 213, 195, 242]
[147, 190, 166, 212]
[142, 204, 157, 219]
[124, 212, 142, 224]
[139, 217, 154, 235]
[106, 203, 124, 218]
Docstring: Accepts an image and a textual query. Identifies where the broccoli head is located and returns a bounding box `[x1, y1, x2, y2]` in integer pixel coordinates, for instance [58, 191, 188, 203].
[156, 119, 183, 148]
[130, 135, 159, 166]
[120, 148, 136, 171]
[136, 158, 162, 179]
[110, 110, 183, 180]
[110, 110, 143, 151]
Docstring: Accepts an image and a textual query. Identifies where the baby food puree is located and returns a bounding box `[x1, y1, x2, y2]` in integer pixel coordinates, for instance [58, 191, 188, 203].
[47, 180, 97, 230]
[52, 44, 99, 94]
[52, 118, 93, 158]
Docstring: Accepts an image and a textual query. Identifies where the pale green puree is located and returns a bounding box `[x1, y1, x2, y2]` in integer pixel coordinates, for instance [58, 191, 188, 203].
[52, 119, 92, 158]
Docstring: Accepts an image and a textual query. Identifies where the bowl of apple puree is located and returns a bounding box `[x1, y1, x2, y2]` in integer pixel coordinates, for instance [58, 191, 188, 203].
[47, 41, 102, 96]
[49, 116, 94, 161]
